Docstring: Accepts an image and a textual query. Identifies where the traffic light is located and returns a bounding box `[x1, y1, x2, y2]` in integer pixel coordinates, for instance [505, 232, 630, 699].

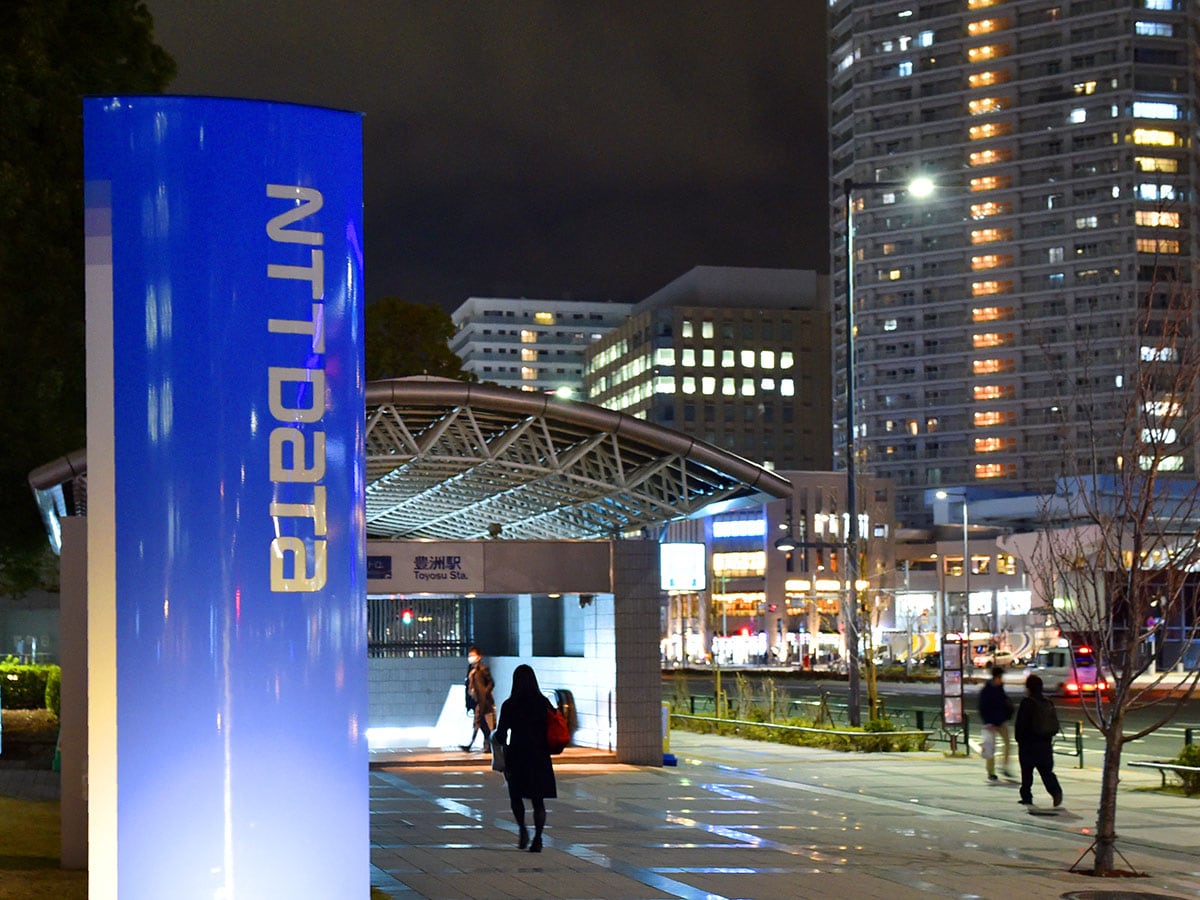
[400, 608, 414, 626]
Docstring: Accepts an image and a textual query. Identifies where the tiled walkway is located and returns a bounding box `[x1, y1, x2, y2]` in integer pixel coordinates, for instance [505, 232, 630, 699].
[370, 733, 1200, 899]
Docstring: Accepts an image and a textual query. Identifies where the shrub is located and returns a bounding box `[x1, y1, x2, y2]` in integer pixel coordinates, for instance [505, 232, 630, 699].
[0, 660, 61, 711]
[44, 668, 61, 717]
[1173, 744, 1200, 795]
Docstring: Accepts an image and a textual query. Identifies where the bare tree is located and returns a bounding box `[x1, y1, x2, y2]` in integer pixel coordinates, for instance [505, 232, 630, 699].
[1014, 267, 1200, 874]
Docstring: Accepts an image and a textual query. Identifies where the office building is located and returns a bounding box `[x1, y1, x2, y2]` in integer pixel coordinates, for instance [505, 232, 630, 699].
[585, 266, 832, 471]
[450, 297, 633, 395]
[829, 0, 1199, 526]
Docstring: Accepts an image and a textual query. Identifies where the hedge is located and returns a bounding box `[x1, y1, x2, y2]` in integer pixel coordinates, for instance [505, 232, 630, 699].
[0, 658, 62, 712]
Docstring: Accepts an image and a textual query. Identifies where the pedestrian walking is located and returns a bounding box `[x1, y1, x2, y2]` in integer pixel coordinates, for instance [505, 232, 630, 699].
[1014, 673, 1063, 807]
[978, 665, 1014, 782]
[494, 664, 557, 852]
[461, 646, 495, 753]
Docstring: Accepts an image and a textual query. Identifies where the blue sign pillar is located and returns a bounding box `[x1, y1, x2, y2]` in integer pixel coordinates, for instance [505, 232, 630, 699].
[84, 97, 366, 898]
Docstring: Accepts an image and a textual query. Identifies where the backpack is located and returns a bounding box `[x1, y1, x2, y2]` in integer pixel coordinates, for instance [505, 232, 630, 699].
[1032, 697, 1060, 738]
[546, 706, 570, 754]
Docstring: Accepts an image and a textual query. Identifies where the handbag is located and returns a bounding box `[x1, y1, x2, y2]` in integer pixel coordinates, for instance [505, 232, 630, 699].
[546, 707, 570, 755]
[491, 741, 505, 772]
[981, 726, 996, 761]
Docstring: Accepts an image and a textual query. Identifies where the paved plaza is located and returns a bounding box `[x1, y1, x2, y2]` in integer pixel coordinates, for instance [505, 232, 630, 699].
[370, 732, 1200, 900]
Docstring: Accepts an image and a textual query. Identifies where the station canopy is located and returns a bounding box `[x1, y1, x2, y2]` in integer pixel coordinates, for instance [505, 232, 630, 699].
[29, 377, 792, 548]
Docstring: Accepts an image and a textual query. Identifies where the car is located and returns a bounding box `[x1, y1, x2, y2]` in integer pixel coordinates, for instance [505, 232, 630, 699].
[1004, 644, 1108, 696]
[972, 648, 1018, 669]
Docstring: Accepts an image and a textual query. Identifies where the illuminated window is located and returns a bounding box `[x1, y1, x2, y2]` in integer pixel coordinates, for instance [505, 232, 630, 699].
[974, 384, 1015, 400]
[971, 280, 1012, 296]
[701, 349, 715, 367]
[1074, 80, 1097, 95]
[780, 352, 794, 368]
[997, 553, 1017, 575]
[1136, 20, 1172, 36]
[740, 350, 755, 367]
[760, 377, 775, 391]
[520, 329, 538, 343]
[971, 228, 1012, 244]
[927, 417, 939, 432]
[1144, 398, 1181, 418]
[1141, 427, 1178, 444]
[970, 201, 1011, 219]
[713, 551, 767, 578]
[520, 366, 537, 380]
[974, 410, 1015, 427]
[654, 376, 675, 394]
[971, 254, 1011, 271]
[968, 0, 998, 7]
[741, 378, 755, 396]
[701, 376, 716, 394]
[681, 377, 696, 394]
[1137, 238, 1180, 254]
[975, 462, 1016, 479]
[1133, 128, 1176, 147]
[907, 419, 919, 435]
[721, 350, 735, 367]
[1134, 101, 1179, 120]
[534, 311, 554, 325]
[973, 358, 1014, 375]
[1141, 345, 1179, 363]
[968, 44, 1010, 63]
[968, 148, 1011, 166]
[968, 122, 1012, 140]
[780, 379, 795, 397]
[654, 348, 676, 366]
[968, 97, 1010, 115]
[975, 437, 1015, 452]
[1138, 183, 1176, 201]
[681, 348, 696, 366]
[722, 378, 735, 396]
[1136, 156, 1177, 173]
[521, 348, 538, 362]
[968, 18, 1008, 35]
[760, 350, 776, 368]
[970, 175, 1011, 191]
[1139, 454, 1183, 472]
[1136, 210, 1180, 227]
[973, 332, 1012, 348]
[1075, 215, 1098, 229]
[701, 321, 714, 339]
[968, 70, 1010, 88]
[972, 306, 1012, 322]
[681, 320, 694, 338]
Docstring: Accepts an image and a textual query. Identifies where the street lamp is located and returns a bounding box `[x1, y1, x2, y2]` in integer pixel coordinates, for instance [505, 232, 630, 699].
[842, 175, 934, 726]
[936, 488, 970, 653]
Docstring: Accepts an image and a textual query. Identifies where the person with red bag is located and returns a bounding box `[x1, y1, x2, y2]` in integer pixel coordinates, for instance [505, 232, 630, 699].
[494, 664, 557, 852]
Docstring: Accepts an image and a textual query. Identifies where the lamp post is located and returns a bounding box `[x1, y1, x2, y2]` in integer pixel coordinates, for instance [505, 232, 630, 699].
[842, 175, 933, 726]
[936, 488, 970, 654]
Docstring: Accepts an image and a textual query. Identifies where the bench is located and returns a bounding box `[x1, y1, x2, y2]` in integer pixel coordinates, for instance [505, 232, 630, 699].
[1128, 760, 1200, 793]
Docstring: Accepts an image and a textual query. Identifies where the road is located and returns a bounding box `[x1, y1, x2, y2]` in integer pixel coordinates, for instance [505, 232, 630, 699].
[663, 670, 1200, 763]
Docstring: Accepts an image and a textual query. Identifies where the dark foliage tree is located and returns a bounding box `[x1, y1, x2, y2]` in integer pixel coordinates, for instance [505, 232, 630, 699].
[365, 297, 473, 382]
[0, 1, 175, 570]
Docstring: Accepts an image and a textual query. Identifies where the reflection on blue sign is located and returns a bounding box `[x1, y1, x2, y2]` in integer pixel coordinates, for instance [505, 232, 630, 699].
[85, 96, 366, 898]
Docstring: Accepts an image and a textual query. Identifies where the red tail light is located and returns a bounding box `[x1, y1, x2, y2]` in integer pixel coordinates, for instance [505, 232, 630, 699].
[1065, 682, 1080, 693]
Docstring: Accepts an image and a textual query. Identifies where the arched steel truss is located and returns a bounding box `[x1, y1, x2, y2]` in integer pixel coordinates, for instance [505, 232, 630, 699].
[29, 378, 792, 546]
[364, 379, 791, 540]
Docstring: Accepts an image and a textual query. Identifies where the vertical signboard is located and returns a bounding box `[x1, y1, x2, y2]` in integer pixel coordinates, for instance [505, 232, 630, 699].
[84, 97, 366, 898]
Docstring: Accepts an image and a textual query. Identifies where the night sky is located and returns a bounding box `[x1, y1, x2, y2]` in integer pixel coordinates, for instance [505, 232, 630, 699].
[146, 2, 829, 312]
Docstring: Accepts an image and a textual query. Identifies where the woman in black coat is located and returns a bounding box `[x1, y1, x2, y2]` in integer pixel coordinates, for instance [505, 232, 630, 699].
[494, 664, 557, 852]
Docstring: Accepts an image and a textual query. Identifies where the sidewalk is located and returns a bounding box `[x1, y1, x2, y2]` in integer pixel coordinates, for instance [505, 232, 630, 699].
[371, 731, 1200, 899]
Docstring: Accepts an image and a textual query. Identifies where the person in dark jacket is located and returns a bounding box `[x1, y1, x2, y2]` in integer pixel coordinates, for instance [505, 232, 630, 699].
[461, 646, 495, 753]
[1014, 673, 1063, 807]
[977, 665, 1014, 781]
[494, 664, 557, 852]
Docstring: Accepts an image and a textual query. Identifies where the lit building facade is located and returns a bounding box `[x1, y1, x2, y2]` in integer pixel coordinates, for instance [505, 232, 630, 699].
[829, 0, 1200, 527]
[450, 297, 633, 395]
[585, 266, 832, 471]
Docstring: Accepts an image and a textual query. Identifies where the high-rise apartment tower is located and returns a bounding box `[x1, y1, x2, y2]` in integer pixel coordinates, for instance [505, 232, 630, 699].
[829, 0, 1199, 526]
